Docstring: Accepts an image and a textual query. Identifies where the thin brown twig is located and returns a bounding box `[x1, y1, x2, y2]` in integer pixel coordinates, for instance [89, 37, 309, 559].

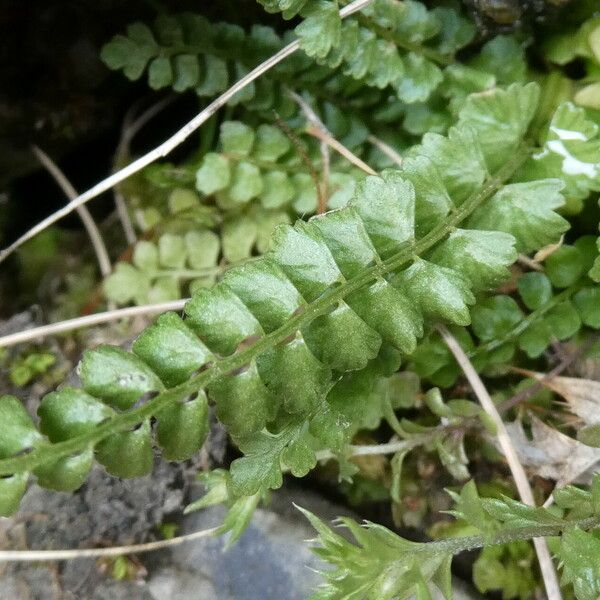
[287, 91, 332, 213]
[273, 112, 324, 214]
[306, 126, 377, 176]
[32, 146, 112, 278]
[0, 0, 375, 265]
[500, 336, 599, 413]
[319, 140, 330, 214]
[287, 91, 376, 177]
[437, 324, 563, 600]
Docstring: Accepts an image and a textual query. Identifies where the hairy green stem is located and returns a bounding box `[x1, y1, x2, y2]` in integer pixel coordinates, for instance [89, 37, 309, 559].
[0, 148, 529, 477]
[408, 517, 600, 557]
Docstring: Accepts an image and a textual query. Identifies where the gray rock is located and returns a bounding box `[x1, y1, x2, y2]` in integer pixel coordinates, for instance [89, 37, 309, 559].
[0, 479, 483, 600]
[146, 484, 484, 600]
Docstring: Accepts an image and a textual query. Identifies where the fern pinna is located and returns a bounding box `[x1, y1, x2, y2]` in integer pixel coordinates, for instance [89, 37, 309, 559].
[0, 83, 584, 518]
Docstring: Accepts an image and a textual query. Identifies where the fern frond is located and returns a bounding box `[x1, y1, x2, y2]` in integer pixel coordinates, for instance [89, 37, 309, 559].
[101, 1, 476, 109]
[301, 476, 600, 600]
[195, 120, 359, 213]
[411, 234, 600, 388]
[104, 206, 292, 306]
[0, 83, 572, 516]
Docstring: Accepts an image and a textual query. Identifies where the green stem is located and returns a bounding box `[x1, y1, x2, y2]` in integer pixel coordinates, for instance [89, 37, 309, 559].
[0, 148, 530, 477]
[354, 13, 453, 66]
[411, 517, 600, 557]
[470, 283, 583, 359]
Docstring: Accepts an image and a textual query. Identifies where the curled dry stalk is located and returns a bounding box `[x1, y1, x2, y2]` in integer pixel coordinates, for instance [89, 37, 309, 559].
[437, 324, 563, 600]
[32, 146, 112, 279]
[287, 90, 331, 214]
[0, 0, 376, 265]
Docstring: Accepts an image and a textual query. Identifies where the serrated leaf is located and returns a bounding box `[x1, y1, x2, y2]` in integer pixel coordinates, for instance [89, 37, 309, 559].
[38, 388, 114, 442]
[347, 280, 423, 354]
[302, 302, 382, 371]
[557, 528, 600, 600]
[96, 420, 153, 478]
[209, 362, 274, 439]
[79, 346, 165, 410]
[230, 427, 295, 496]
[223, 259, 303, 332]
[156, 392, 209, 460]
[457, 83, 539, 172]
[270, 221, 343, 301]
[525, 102, 600, 200]
[471, 295, 523, 342]
[257, 336, 331, 414]
[401, 155, 453, 236]
[395, 260, 475, 326]
[430, 229, 517, 291]
[196, 153, 231, 195]
[133, 312, 212, 387]
[417, 125, 487, 204]
[296, 0, 341, 59]
[350, 171, 415, 257]
[468, 180, 568, 253]
[311, 207, 379, 279]
[447, 480, 498, 535]
[185, 284, 263, 355]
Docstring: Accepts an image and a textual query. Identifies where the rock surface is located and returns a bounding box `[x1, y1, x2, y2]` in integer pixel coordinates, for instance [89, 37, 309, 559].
[0, 479, 483, 599]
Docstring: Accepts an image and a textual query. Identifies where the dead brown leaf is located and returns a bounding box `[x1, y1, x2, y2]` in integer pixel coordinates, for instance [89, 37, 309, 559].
[514, 369, 600, 425]
[504, 416, 600, 486]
